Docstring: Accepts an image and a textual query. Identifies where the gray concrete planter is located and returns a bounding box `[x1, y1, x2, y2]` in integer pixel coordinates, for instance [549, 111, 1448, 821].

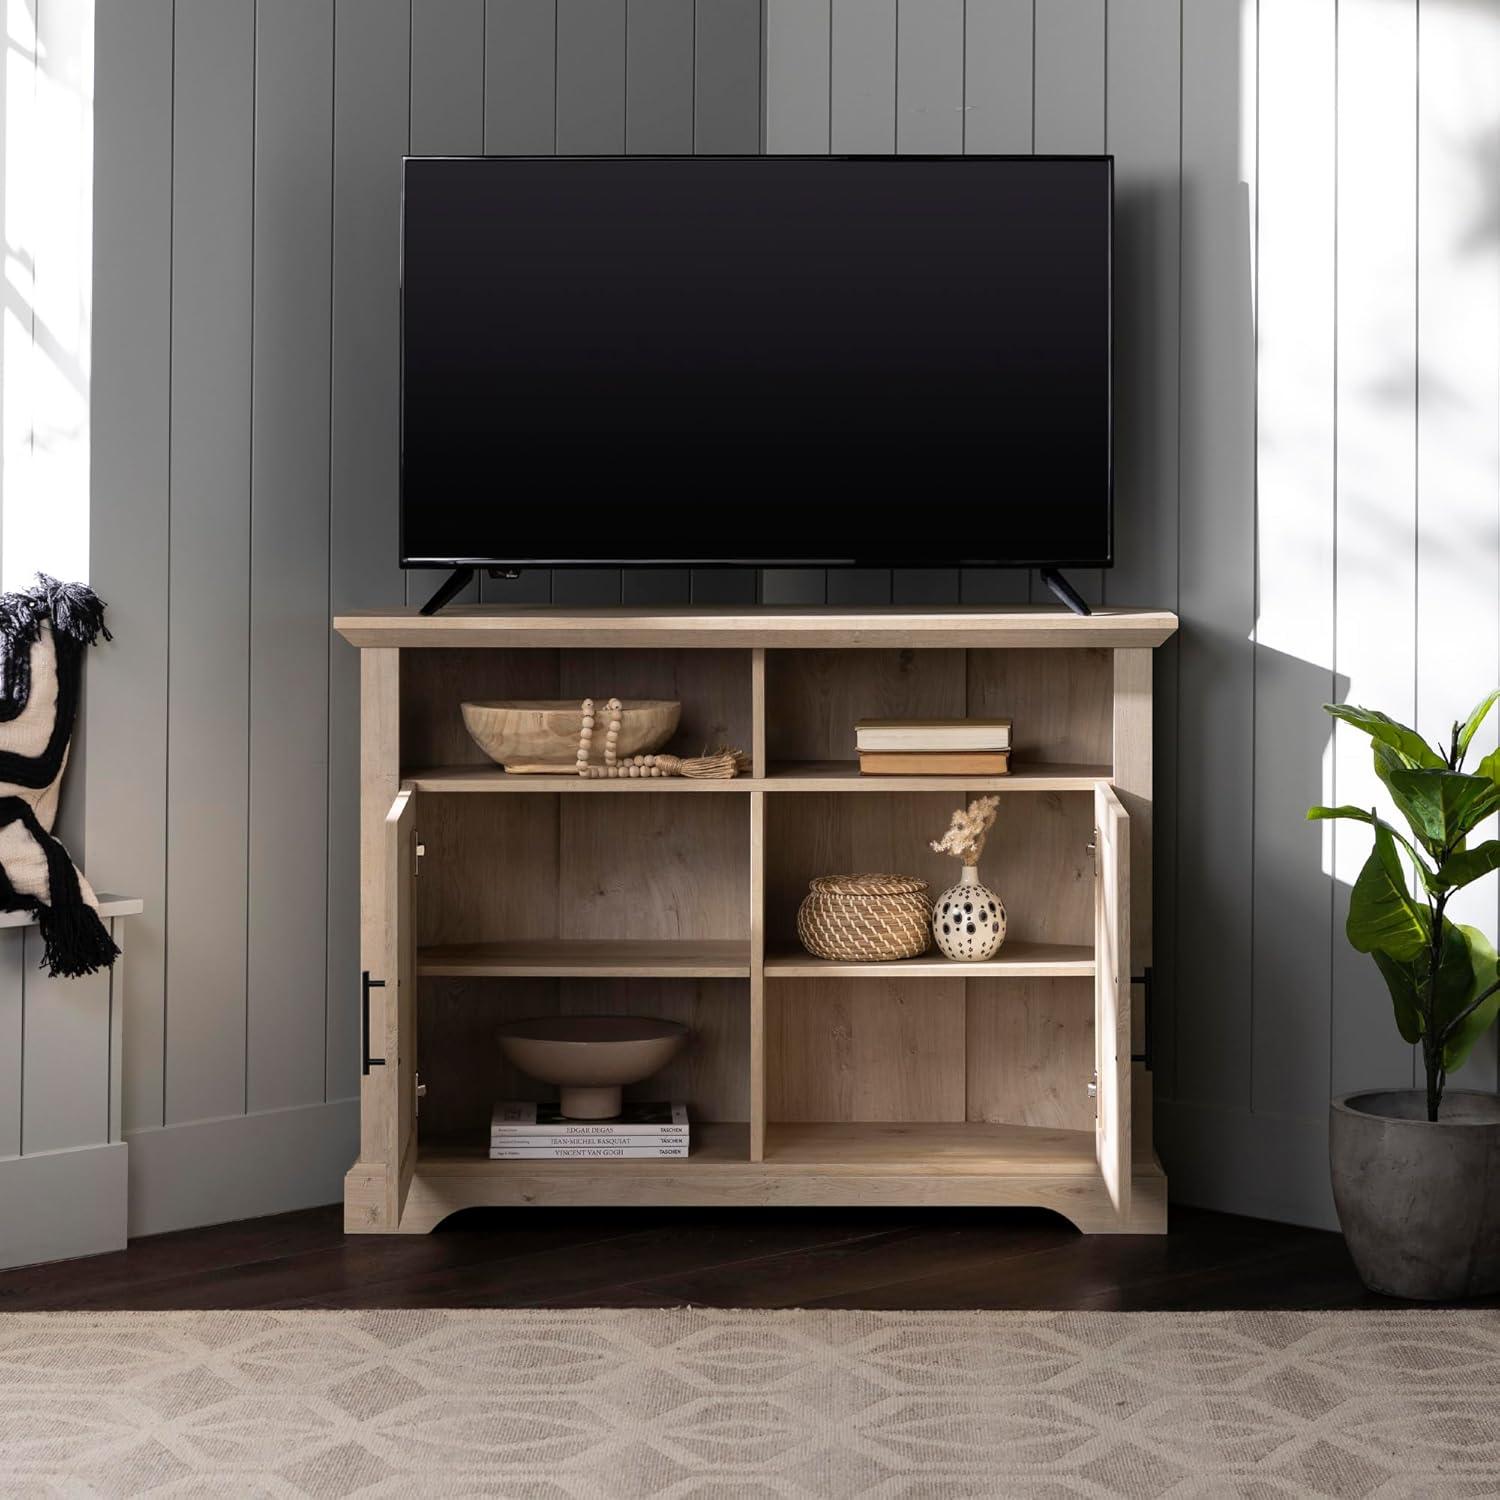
[1330, 1090, 1500, 1300]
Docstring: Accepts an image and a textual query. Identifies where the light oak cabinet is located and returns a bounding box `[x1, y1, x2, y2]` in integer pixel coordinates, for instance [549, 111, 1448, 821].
[334, 607, 1177, 1234]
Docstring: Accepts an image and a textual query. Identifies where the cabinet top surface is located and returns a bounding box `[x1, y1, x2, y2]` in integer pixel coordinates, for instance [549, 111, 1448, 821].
[334, 604, 1179, 650]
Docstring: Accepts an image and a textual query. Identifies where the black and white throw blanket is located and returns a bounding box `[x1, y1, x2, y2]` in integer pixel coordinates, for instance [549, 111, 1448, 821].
[0, 576, 117, 976]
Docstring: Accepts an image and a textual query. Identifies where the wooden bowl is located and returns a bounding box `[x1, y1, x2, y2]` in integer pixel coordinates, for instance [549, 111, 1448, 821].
[497, 1015, 688, 1119]
[461, 699, 680, 770]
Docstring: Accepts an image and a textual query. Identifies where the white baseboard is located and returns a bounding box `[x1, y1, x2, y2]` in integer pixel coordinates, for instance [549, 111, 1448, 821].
[0, 1141, 129, 1269]
[126, 1098, 358, 1237]
[1158, 1098, 1335, 1230]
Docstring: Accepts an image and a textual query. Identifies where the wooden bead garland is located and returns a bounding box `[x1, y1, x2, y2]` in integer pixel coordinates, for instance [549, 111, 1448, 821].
[576, 698, 666, 777]
[575, 696, 748, 780]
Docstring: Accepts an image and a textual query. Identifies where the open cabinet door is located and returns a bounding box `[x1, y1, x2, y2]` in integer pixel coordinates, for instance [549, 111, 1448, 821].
[356, 786, 419, 1228]
[1094, 783, 1131, 1217]
[387, 786, 420, 1217]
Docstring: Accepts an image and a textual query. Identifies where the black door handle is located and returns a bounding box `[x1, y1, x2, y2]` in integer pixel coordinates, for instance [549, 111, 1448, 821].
[362, 971, 387, 1075]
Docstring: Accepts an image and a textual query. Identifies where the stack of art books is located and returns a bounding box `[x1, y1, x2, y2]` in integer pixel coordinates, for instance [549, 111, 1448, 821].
[489, 1101, 689, 1159]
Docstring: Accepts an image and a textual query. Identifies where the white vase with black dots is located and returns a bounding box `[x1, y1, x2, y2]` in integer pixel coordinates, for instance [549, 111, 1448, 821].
[933, 864, 1006, 961]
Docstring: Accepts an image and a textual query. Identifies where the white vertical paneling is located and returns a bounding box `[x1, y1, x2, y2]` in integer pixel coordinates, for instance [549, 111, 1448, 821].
[26, 0, 92, 593]
[1417, 0, 1500, 1092]
[761, 570, 828, 604]
[21, 930, 111, 1152]
[1251, 0, 1335, 1118]
[1031, 0, 1104, 608]
[0, 0, 36, 593]
[830, 0, 894, 154]
[557, 0, 626, 153]
[963, 0, 1031, 153]
[960, 568, 1029, 603]
[627, 0, 693, 153]
[165, 0, 255, 1125]
[896, 0, 963, 154]
[1332, 0, 1418, 1097]
[694, 0, 762, 155]
[329, 0, 409, 1103]
[692, 568, 757, 603]
[827, 568, 893, 606]
[1033, 0, 1104, 152]
[621, 568, 691, 603]
[0, 929, 20, 1156]
[1175, 0, 1255, 1110]
[86, 0, 173, 1134]
[412, 0, 485, 155]
[551, 570, 624, 603]
[894, 568, 960, 604]
[765, 0, 830, 152]
[484, 0, 557, 153]
[248, 0, 334, 1114]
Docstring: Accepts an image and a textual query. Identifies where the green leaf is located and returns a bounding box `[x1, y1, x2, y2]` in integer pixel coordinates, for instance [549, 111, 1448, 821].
[1433, 919, 1473, 1016]
[1326, 704, 1446, 769]
[1456, 690, 1500, 761]
[1384, 768, 1500, 851]
[1371, 950, 1425, 1044]
[1435, 839, 1500, 892]
[1308, 804, 1438, 888]
[1372, 744, 1441, 854]
[1346, 824, 1431, 961]
[1440, 926, 1500, 1074]
[1478, 746, 1500, 789]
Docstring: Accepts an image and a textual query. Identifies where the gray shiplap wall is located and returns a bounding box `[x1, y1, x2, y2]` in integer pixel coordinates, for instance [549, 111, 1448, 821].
[83, 0, 1500, 1233]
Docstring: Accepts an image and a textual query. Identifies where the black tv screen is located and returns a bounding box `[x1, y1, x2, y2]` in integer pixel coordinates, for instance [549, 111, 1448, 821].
[401, 155, 1112, 571]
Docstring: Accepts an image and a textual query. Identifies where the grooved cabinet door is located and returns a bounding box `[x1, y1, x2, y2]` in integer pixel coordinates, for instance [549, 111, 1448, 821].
[1094, 783, 1131, 1216]
[364, 784, 420, 1225]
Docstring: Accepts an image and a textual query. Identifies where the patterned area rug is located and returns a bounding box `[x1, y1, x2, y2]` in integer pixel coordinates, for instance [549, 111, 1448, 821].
[1, 1308, 1498, 1497]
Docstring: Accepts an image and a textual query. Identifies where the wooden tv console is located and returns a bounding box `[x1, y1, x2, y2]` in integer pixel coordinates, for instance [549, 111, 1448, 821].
[334, 606, 1178, 1235]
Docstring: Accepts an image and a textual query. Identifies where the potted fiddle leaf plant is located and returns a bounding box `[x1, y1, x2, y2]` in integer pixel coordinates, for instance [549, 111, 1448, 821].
[1309, 691, 1500, 1299]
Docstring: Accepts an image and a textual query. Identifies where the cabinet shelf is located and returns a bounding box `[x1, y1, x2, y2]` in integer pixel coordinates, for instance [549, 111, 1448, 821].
[419, 1120, 1102, 1176]
[408, 765, 758, 792]
[763, 761, 1112, 792]
[416, 938, 751, 979]
[405, 761, 1112, 794]
[419, 940, 1087, 980]
[761, 1120, 1103, 1174]
[764, 942, 1095, 979]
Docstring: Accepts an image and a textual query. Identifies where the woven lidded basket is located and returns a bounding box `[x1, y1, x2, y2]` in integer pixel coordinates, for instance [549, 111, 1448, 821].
[796, 874, 932, 962]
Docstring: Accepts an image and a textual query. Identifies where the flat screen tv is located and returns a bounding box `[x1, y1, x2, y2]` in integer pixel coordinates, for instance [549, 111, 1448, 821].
[400, 155, 1112, 584]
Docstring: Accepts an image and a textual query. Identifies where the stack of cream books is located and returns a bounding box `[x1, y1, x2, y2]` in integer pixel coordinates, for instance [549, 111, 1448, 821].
[855, 718, 1012, 776]
[490, 1101, 689, 1159]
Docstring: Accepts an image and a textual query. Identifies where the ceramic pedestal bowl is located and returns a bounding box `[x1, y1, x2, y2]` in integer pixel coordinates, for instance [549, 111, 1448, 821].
[461, 699, 680, 772]
[496, 1015, 688, 1119]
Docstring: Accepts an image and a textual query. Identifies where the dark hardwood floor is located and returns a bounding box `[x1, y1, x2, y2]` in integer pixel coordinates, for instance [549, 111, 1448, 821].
[2, 1203, 1488, 1310]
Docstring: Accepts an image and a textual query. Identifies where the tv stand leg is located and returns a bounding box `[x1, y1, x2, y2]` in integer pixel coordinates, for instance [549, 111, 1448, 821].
[418, 567, 476, 616]
[1038, 568, 1092, 617]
